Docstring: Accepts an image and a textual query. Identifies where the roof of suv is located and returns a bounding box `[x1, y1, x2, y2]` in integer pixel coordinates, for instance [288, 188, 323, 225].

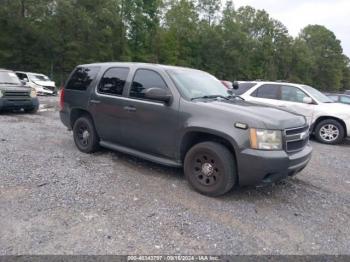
[0, 69, 13, 72]
[15, 71, 47, 75]
[239, 80, 304, 86]
[78, 62, 203, 72]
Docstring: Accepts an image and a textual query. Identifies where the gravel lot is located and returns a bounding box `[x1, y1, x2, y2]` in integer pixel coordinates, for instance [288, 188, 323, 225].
[0, 96, 349, 255]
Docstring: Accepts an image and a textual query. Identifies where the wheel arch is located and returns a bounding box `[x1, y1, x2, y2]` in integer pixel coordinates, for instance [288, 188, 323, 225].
[179, 128, 238, 163]
[312, 116, 347, 135]
[70, 108, 94, 128]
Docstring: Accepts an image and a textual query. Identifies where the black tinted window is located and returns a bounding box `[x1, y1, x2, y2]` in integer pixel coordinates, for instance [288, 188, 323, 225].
[66, 66, 100, 91]
[16, 73, 27, 80]
[235, 83, 257, 95]
[130, 69, 167, 99]
[98, 67, 129, 96]
[253, 84, 280, 100]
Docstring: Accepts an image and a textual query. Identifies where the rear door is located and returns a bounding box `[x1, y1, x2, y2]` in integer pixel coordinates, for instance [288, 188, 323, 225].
[89, 67, 130, 144]
[247, 84, 284, 107]
[122, 69, 179, 159]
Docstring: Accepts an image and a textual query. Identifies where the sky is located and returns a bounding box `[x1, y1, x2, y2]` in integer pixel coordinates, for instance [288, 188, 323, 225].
[230, 0, 350, 57]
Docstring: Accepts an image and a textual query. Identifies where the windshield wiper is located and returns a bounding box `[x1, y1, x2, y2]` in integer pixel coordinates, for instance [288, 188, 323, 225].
[227, 94, 245, 101]
[191, 95, 230, 101]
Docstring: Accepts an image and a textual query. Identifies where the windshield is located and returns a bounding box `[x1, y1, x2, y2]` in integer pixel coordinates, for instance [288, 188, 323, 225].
[0, 71, 21, 85]
[167, 69, 229, 100]
[29, 74, 50, 82]
[302, 85, 334, 103]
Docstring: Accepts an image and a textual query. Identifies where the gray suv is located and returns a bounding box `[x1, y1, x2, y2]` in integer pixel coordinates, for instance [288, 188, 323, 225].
[0, 69, 39, 113]
[60, 63, 312, 196]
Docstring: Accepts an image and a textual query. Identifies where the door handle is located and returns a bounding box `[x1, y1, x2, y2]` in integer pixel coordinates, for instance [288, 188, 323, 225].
[123, 106, 136, 112]
[90, 100, 101, 104]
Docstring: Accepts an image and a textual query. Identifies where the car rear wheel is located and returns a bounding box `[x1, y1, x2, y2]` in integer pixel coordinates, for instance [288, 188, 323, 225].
[73, 116, 100, 153]
[315, 119, 345, 145]
[184, 142, 237, 197]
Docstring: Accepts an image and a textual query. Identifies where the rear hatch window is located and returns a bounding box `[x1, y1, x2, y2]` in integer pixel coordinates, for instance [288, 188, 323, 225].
[66, 66, 100, 91]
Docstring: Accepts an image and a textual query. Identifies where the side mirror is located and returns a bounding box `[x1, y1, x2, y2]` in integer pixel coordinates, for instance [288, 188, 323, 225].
[21, 80, 27, 86]
[23, 78, 29, 82]
[144, 87, 172, 103]
[303, 97, 313, 104]
[232, 81, 239, 90]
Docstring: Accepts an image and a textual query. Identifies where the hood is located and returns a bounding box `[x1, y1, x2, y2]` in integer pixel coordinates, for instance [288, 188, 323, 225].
[198, 99, 307, 130]
[317, 102, 350, 114]
[32, 80, 56, 87]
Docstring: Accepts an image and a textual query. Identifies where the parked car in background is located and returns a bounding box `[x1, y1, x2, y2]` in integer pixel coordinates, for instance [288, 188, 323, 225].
[221, 80, 232, 89]
[345, 90, 350, 95]
[238, 81, 350, 145]
[326, 93, 350, 105]
[60, 63, 312, 196]
[0, 69, 39, 113]
[16, 71, 57, 96]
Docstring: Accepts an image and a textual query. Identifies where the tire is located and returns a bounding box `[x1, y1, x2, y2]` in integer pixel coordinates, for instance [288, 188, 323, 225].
[315, 119, 345, 145]
[25, 107, 38, 114]
[73, 116, 100, 153]
[184, 141, 237, 197]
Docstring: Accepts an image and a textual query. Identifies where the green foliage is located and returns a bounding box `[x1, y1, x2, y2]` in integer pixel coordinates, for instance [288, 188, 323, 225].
[0, 0, 349, 91]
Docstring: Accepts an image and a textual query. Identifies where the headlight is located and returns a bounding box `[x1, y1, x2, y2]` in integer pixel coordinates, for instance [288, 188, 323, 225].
[30, 88, 37, 98]
[0, 90, 3, 98]
[250, 128, 282, 150]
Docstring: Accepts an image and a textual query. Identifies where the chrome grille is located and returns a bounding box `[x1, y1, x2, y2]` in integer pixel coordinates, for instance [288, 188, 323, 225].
[285, 125, 310, 153]
[3, 91, 30, 98]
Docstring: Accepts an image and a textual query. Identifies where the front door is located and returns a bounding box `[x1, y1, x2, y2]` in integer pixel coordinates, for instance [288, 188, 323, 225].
[279, 85, 315, 125]
[121, 69, 179, 159]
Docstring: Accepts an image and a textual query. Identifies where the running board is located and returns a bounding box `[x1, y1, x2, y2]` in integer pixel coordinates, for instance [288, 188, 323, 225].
[100, 141, 182, 168]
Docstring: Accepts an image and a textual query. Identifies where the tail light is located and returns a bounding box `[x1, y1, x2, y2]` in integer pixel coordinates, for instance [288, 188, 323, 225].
[59, 87, 65, 110]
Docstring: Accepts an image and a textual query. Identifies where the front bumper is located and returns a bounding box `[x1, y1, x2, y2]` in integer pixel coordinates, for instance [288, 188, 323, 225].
[0, 97, 39, 111]
[237, 144, 312, 186]
[345, 118, 350, 137]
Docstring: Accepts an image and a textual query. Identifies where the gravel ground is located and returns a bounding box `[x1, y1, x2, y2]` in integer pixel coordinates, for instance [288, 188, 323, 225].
[0, 96, 349, 255]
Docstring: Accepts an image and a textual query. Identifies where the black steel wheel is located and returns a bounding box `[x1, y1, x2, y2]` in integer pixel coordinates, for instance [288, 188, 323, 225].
[73, 116, 100, 153]
[184, 142, 236, 197]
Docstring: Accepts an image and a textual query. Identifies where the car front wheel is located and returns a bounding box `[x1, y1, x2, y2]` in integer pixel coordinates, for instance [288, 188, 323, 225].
[73, 116, 100, 153]
[315, 119, 345, 145]
[184, 142, 237, 197]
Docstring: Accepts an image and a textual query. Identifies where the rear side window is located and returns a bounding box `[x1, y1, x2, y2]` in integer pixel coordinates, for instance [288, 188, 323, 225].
[252, 84, 280, 100]
[66, 66, 100, 91]
[235, 83, 256, 95]
[98, 67, 129, 96]
[130, 69, 168, 100]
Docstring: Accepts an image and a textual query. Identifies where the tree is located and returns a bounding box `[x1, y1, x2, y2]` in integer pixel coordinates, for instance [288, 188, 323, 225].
[298, 25, 345, 90]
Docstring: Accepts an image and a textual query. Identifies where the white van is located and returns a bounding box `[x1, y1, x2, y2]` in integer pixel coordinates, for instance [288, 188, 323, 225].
[16, 71, 57, 96]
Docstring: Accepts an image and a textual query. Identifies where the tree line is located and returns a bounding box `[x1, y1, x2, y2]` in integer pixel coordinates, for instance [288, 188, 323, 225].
[0, 0, 349, 91]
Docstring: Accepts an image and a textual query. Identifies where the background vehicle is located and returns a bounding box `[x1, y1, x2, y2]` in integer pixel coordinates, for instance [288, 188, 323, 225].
[0, 69, 39, 113]
[221, 80, 232, 89]
[60, 63, 312, 196]
[345, 90, 350, 95]
[238, 81, 350, 145]
[16, 71, 57, 96]
[326, 93, 350, 105]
